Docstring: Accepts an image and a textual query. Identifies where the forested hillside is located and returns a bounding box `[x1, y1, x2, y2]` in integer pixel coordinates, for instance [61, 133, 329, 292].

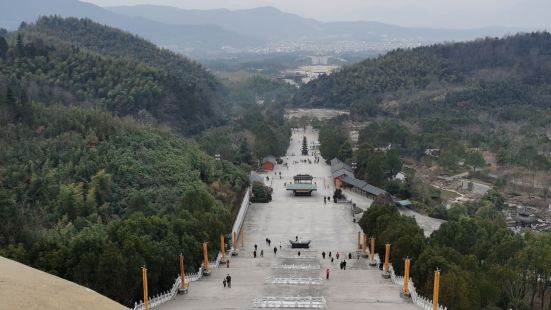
[297, 32, 551, 171]
[0, 18, 253, 306]
[1, 17, 226, 134]
[198, 75, 293, 164]
[295, 32, 551, 113]
[0, 100, 248, 305]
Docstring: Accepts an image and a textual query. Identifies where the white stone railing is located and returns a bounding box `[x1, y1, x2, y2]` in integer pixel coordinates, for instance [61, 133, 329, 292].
[232, 186, 252, 241]
[131, 187, 252, 309]
[132, 253, 223, 310]
[388, 265, 447, 310]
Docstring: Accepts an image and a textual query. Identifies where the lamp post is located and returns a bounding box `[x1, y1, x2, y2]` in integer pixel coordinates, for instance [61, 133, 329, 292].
[141, 266, 149, 310]
[240, 229, 244, 248]
[220, 234, 226, 262]
[401, 257, 411, 299]
[433, 269, 441, 310]
[202, 242, 211, 276]
[369, 237, 376, 266]
[382, 243, 391, 279]
[179, 254, 187, 292]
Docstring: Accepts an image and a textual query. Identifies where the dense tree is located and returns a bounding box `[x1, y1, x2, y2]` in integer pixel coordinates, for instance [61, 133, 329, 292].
[0, 35, 8, 59]
[466, 151, 486, 172]
[0, 103, 248, 305]
[2, 17, 226, 135]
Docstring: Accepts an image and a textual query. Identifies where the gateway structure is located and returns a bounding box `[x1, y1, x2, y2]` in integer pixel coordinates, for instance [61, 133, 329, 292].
[286, 174, 317, 196]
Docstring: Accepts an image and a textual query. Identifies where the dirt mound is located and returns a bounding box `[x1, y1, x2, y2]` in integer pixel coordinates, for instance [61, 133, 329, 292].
[0, 256, 126, 310]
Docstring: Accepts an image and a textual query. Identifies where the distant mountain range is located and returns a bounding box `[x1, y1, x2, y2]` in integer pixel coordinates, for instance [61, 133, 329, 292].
[110, 4, 524, 42]
[0, 0, 262, 53]
[0, 0, 534, 57]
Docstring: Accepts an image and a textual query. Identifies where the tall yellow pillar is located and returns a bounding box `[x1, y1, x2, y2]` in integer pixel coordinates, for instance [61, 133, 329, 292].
[179, 254, 185, 289]
[357, 231, 361, 251]
[433, 269, 440, 310]
[240, 229, 244, 248]
[142, 266, 149, 310]
[369, 237, 376, 266]
[403, 257, 411, 296]
[202, 242, 209, 271]
[220, 235, 225, 258]
[384, 243, 390, 273]
[363, 233, 367, 256]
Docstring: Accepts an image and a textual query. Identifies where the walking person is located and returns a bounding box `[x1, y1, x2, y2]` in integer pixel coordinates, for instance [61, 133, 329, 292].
[348, 252, 352, 260]
[274, 246, 278, 255]
[254, 244, 258, 251]
[336, 252, 340, 260]
[326, 268, 330, 280]
[223, 278, 227, 287]
[298, 251, 301, 257]
[226, 274, 231, 288]
[343, 260, 347, 270]
[329, 251, 332, 258]
[227, 260, 230, 268]
[253, 250, 257, 258]
[260, 249, 264, 257]
[322, 251, 326, 259]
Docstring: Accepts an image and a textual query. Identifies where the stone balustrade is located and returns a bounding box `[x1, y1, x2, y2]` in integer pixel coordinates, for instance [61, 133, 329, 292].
[388, 265, 447, 310]
[130, 187, 252, 309]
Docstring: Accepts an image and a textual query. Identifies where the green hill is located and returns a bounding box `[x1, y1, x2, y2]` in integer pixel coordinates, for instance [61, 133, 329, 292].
[294, 32, 551, 115]
[0, 101, 247, 305]
[1, 16, 226, 134]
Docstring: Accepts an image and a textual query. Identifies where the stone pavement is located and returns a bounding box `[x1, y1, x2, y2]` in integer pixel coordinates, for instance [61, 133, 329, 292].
[159, 127, 418, 309]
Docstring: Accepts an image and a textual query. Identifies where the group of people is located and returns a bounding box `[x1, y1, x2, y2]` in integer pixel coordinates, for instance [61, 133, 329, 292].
[222, 274, 232, 288]
[320, 251, 353, 269]
[323, 196, 332, 204]
[253, 237, 282, 258]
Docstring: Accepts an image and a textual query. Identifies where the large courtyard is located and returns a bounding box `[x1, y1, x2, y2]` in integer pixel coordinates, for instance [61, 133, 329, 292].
[159, 128, 420, 309]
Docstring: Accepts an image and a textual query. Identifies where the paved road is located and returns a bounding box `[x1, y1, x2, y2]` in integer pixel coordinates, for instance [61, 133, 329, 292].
[159, 127, 418, 309]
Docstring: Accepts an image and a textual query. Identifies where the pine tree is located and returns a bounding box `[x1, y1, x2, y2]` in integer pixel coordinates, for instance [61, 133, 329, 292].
[5, 87, 15, 105]
[15, 34, 24, 57]
[0, 36, 8, 59]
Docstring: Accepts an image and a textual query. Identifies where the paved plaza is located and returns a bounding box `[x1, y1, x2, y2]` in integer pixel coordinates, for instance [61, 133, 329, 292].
[159, 128, 420, 309]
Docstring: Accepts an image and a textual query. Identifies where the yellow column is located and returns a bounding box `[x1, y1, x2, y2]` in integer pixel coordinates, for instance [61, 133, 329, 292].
[142, 266, 149, 310]
[384, 243, 390, 273]
[179, 254, 185, 289]
[220, 235, 225, 258]
[240, 229, 244, 248]
[363, 233, 367, 256]
[357, 231, 361, 251]
[403, 257, 411, 296]
[433, 269, 440, 310]
[370, 237, 375, 260]
[203, 242, 209, 271]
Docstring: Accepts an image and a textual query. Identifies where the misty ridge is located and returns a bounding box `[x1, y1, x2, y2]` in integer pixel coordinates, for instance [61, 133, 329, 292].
[0, 0, 542, 57]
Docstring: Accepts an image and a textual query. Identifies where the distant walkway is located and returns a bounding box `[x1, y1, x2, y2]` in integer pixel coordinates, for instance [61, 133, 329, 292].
[158, 127, 419, 309]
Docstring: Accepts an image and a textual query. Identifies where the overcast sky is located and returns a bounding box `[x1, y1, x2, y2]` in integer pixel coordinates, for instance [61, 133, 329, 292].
[84, 0, 551, 29]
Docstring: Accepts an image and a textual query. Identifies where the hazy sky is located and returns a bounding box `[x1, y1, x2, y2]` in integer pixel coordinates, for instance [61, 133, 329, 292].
[84, 0, 551, 29]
